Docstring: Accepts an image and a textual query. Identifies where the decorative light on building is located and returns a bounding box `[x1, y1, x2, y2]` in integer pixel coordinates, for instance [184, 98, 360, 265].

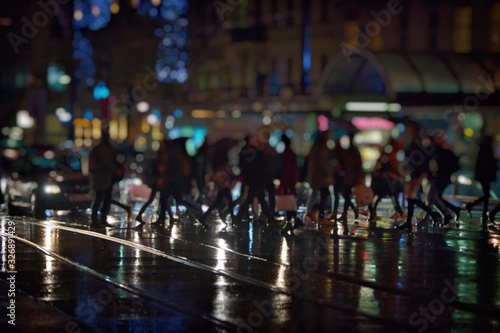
[118, 117, 128, 141]
[47, 63, 68, 92]
[191, 109, 215, 118]
[147, 113, 160, 125]
[317, 115, 329, 131]
[73, 0, 113, 87]
[91, 4, 101, 17]
[58, 75, 72, 85]
[74, 8, 83, 21]
[110, 0, 120, 14]
[262, 116, 272, 126]
[137, 101, 149, 113]
[92, 118, 102, 139]
[55, 107, 72, 123]
[93, 81, 110, 100]
[130, 0, 140, 9]
[72, 30, 95, 86]
[0, 18, 12, 26]
[73, 0, 113, 31]
[136, 0, 189, 83]
[83, 108, 94, 120]
[351, 117, 395, 130]
[345, 102, 401, 112]
[463, 128, 474, 137]
[173, 109, 183, 118]
[16, 110, 34, 129]
[165, 115, 175, 129]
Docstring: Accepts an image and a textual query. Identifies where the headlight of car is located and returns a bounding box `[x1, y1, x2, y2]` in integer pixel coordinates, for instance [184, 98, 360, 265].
[44, 184, 61, 194]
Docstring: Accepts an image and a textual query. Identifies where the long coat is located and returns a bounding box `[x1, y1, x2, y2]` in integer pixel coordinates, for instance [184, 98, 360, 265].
[89, 142, 119, 191]
[276, 145, 299, 195]
[475, 138, 497, 183]
[341, 146, 363, 187]
[306, 137, 333, 190]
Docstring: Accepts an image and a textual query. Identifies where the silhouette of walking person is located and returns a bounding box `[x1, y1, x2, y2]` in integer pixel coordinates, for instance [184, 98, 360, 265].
[89, 131, 123, 228]
[235, 136, 276, 226]
[339, 134, 363, 221]
[135, 141, 167, 226]
[466, 135, 497, 225]
[396, 134, 442, 230]
[277, 135, 302, 235]
[305, 131, 333, 223]
[196, 148, 236, 228]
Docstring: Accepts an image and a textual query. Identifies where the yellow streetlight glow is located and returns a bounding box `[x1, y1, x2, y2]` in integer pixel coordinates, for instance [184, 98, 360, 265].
[110, 2, 120, 14]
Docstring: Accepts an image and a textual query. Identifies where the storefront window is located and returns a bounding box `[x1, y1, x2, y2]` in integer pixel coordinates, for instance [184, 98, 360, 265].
[453, 6, 472, 53]
[491, 3, 500, 52]
[344, 21, 359, 48]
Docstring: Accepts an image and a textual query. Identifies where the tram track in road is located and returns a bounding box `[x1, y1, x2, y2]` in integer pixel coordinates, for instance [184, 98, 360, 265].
[2, 217, 418, 331]
[0, 231, 238, 332]
[18, 217, 430, 298]
[5, 216, 500, 329]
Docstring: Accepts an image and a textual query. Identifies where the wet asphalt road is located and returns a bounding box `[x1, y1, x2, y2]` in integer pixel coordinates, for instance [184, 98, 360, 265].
[1, 201, 500, 333]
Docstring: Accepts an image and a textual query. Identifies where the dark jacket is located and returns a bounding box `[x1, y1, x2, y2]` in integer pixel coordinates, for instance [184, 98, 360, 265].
[276, 145, 299, 195]
[239, 144, 267, 187]
[475, 137, 497, 183]
[89, 140, 120, 191]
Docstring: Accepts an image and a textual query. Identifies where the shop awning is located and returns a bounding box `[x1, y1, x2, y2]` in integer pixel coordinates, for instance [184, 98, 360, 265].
[317, 49, 500, 106]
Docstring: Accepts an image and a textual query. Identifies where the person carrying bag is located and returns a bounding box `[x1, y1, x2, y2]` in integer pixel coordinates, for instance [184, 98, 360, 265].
[276, 135, 303, 235]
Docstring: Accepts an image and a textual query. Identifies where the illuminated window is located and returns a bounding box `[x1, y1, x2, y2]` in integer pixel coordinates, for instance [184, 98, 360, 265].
[453, 6, 472, 53]
[370, 31, 384, 51]
[491, 3, 500, 52]
[197, 73, 207, 91]
[209, 72, 219, 91]
[344, 21, 359, 48]
[238, 0, 248, 28]
[47, 63, 68, 92]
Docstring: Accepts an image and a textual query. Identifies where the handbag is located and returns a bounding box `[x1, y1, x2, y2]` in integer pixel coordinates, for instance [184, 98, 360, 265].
[354, 184, 374, 207]
[275, 194, 297, 212]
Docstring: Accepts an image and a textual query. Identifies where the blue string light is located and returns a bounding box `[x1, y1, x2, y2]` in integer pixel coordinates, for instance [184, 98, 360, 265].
[137, 0, 189, 83]
[72, 0, 189, 88]
[73, 0, 113, 31]
[72, 30, 95, 87]
[72, 0, 113, 87]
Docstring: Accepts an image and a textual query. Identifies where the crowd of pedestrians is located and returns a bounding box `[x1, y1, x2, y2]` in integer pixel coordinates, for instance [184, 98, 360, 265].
[87, 123, 499, 233]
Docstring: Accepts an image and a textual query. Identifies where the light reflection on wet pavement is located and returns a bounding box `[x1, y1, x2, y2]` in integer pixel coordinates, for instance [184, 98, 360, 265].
[1, 203, 500, 332]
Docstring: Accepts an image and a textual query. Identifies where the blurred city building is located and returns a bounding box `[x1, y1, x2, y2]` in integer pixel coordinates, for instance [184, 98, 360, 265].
[1, 0, 500, 177]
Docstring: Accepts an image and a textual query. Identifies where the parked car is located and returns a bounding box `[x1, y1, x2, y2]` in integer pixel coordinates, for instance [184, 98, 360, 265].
[3, 146, 92, 218]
